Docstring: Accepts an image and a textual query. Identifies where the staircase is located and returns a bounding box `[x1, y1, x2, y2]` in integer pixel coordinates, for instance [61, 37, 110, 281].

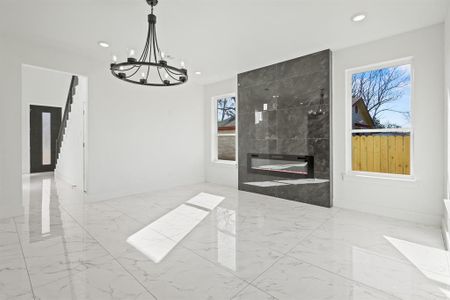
[56, 75, 79, 161]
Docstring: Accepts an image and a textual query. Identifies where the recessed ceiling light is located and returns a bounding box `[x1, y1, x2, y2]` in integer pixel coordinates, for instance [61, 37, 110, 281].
[195, 71, 202, 75]
[98, 41, 110, 48]
[351, 13, 367, 22]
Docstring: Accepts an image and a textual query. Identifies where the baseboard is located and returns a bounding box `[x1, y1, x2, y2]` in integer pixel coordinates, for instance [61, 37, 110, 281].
[442, 218, 450, 250]
[54, 171, 80, 189]
[334, 200, 442, 226]
[85, 179, 206, 202]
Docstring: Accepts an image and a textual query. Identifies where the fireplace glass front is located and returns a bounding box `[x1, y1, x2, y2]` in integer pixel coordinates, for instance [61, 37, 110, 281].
[248, 154, 314, 178]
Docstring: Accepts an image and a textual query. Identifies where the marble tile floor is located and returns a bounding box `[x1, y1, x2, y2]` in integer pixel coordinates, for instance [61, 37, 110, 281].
[1, 172, 449, 299]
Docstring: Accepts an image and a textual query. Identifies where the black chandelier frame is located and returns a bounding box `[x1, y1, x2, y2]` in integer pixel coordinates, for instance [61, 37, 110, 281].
[110, 0, 188, 86]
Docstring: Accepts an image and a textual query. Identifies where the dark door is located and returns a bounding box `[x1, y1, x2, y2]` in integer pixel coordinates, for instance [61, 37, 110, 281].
[30, 105, 62, 173]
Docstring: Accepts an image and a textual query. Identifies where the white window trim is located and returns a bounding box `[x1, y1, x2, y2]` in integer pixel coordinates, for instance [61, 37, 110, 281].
[211, 93, 238, 165]
[345, 57, 415, 180]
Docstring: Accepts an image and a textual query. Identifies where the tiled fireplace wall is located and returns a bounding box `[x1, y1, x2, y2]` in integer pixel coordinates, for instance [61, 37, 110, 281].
[237, 50, 332, 207]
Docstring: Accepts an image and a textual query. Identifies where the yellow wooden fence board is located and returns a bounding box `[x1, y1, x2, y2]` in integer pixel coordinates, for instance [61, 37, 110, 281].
[360, 136, 367, 171]
[352, 136, 361, 171]
[388, 136, 396, 174]
[395, 136, 404, 174]
[404, 135, 411, 175]
[366, 136, 374, 172]
[380, 136, 388, 173]
[373, 136, 381, 172]
[353, 134, 409, 175]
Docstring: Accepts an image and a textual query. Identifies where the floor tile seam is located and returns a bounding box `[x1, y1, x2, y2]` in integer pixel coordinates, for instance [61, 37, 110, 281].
[290, 230, 450, 272]
[178, 241, 284, 300]
[0, 216, 17, 222]
[225, 256, 283, 300]
[283, 253, 403, 300]
[100, 200, 197, 246]
[101, 197, 233, 244]
[59, 205, 159, 300]
[99, 200, 159, 228]
[233, 255, 285, 295]
[180, 243, 255, 286]
[229, 282, 280, 300]
[13, 216, 101, 292]
[12, 218, 36, 300]
[281, 213, 337, 255]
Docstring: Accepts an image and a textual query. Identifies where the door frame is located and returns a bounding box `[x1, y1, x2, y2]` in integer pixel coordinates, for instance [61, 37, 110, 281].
[29, 105, 62, 173]
[22, 64, 89, 193]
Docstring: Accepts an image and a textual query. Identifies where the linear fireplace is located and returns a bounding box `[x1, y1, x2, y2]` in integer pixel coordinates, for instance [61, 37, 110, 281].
[248, 154, 314, 178]
[238, 49, 331, 207]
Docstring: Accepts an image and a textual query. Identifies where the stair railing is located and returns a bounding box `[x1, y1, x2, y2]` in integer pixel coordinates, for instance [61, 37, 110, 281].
[56, 75, 79, 161]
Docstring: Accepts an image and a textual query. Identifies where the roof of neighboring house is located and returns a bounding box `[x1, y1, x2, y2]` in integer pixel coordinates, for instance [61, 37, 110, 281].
[218, 116, 236, 131]
[352, 97, 375, 129]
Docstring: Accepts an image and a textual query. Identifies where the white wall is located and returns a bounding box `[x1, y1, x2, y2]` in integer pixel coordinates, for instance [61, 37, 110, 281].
[21, 65, 73, 174]
[445, 6, 450, 199]
[0, 39, 22, 219]
[204, 78, 238, 188]
[333, 24, 445, 225]
[55, 75, 87, 189]
[0, 35, 205, 218]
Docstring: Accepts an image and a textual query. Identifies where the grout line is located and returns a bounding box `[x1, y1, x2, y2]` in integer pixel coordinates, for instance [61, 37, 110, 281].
[282, 210, 340, 255]
[12, 218, 37, 300]
[229, 281, 280, 300]
[228, 208, 343, 299]
[283, 254, 402, 299]
[99, 201, 258, 299]
[59, 205, 159, 300]
[229, 255, 283, 299]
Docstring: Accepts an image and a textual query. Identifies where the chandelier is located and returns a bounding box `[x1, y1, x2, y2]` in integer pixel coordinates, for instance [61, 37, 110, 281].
[110, 0, 188, 86]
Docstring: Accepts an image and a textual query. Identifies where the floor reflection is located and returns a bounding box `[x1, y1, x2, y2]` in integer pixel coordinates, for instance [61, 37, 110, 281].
[386, 236, 450, 287]
[217, 207, 236, 271]
[24, 173, 64, 242]
[127, 193, 225, 263]
[243, 178, 329, 187]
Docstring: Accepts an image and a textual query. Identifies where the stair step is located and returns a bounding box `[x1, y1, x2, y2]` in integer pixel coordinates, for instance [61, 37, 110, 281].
[56, 75, 79, 166]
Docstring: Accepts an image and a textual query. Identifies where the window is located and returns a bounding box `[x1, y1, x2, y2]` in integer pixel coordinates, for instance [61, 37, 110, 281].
[42, 112, 52, 165]
[347, 59, 413, 177]
[212, 94, 237, 163]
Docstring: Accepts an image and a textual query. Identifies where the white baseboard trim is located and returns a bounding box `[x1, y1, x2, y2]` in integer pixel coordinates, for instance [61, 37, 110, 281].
[84, 180, 206, 202]
[334, 200, 442, 226]
[442, 218, 450, 250]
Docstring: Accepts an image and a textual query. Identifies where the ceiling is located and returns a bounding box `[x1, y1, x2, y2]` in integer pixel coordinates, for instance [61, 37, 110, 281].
[0, 0, 447, 84]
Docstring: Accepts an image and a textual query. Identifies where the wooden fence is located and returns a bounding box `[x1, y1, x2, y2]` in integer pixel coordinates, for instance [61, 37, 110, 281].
[352, 134, 410, 175]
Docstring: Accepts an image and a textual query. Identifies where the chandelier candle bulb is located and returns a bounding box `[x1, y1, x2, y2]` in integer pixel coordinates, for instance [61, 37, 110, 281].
[110, 0, 188, 86]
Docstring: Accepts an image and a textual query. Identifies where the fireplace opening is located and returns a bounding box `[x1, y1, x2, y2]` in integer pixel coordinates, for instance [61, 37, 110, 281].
[248, 154, 314, 178]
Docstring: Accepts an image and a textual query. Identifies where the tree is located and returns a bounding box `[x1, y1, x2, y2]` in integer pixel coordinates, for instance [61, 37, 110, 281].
[217, 97, 236, 122]
[352, 66, 410, 128]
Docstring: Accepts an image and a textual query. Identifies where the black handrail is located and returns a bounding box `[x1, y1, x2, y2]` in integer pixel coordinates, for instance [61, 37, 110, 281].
[56, 75, 79, 161]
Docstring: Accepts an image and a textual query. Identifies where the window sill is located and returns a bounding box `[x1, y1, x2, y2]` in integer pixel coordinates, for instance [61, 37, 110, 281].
[212, 160, 238, 166]
[343, 172, 417, 183]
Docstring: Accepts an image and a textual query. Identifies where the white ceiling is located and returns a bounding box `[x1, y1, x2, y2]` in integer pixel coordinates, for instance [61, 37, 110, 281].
[0, 0, 447, 84]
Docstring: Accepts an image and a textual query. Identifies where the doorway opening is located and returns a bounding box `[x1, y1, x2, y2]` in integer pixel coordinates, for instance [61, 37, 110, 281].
[29, 105, 62, 173]
[22, 64, 88, 193]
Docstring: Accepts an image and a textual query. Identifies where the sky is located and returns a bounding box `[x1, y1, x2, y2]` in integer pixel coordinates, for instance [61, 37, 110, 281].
[354, 64, 411, 128]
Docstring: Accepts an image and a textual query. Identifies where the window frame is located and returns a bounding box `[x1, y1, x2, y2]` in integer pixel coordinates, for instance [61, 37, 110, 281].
[211, 93, 238, 165]
[345, 57, 415, 180]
